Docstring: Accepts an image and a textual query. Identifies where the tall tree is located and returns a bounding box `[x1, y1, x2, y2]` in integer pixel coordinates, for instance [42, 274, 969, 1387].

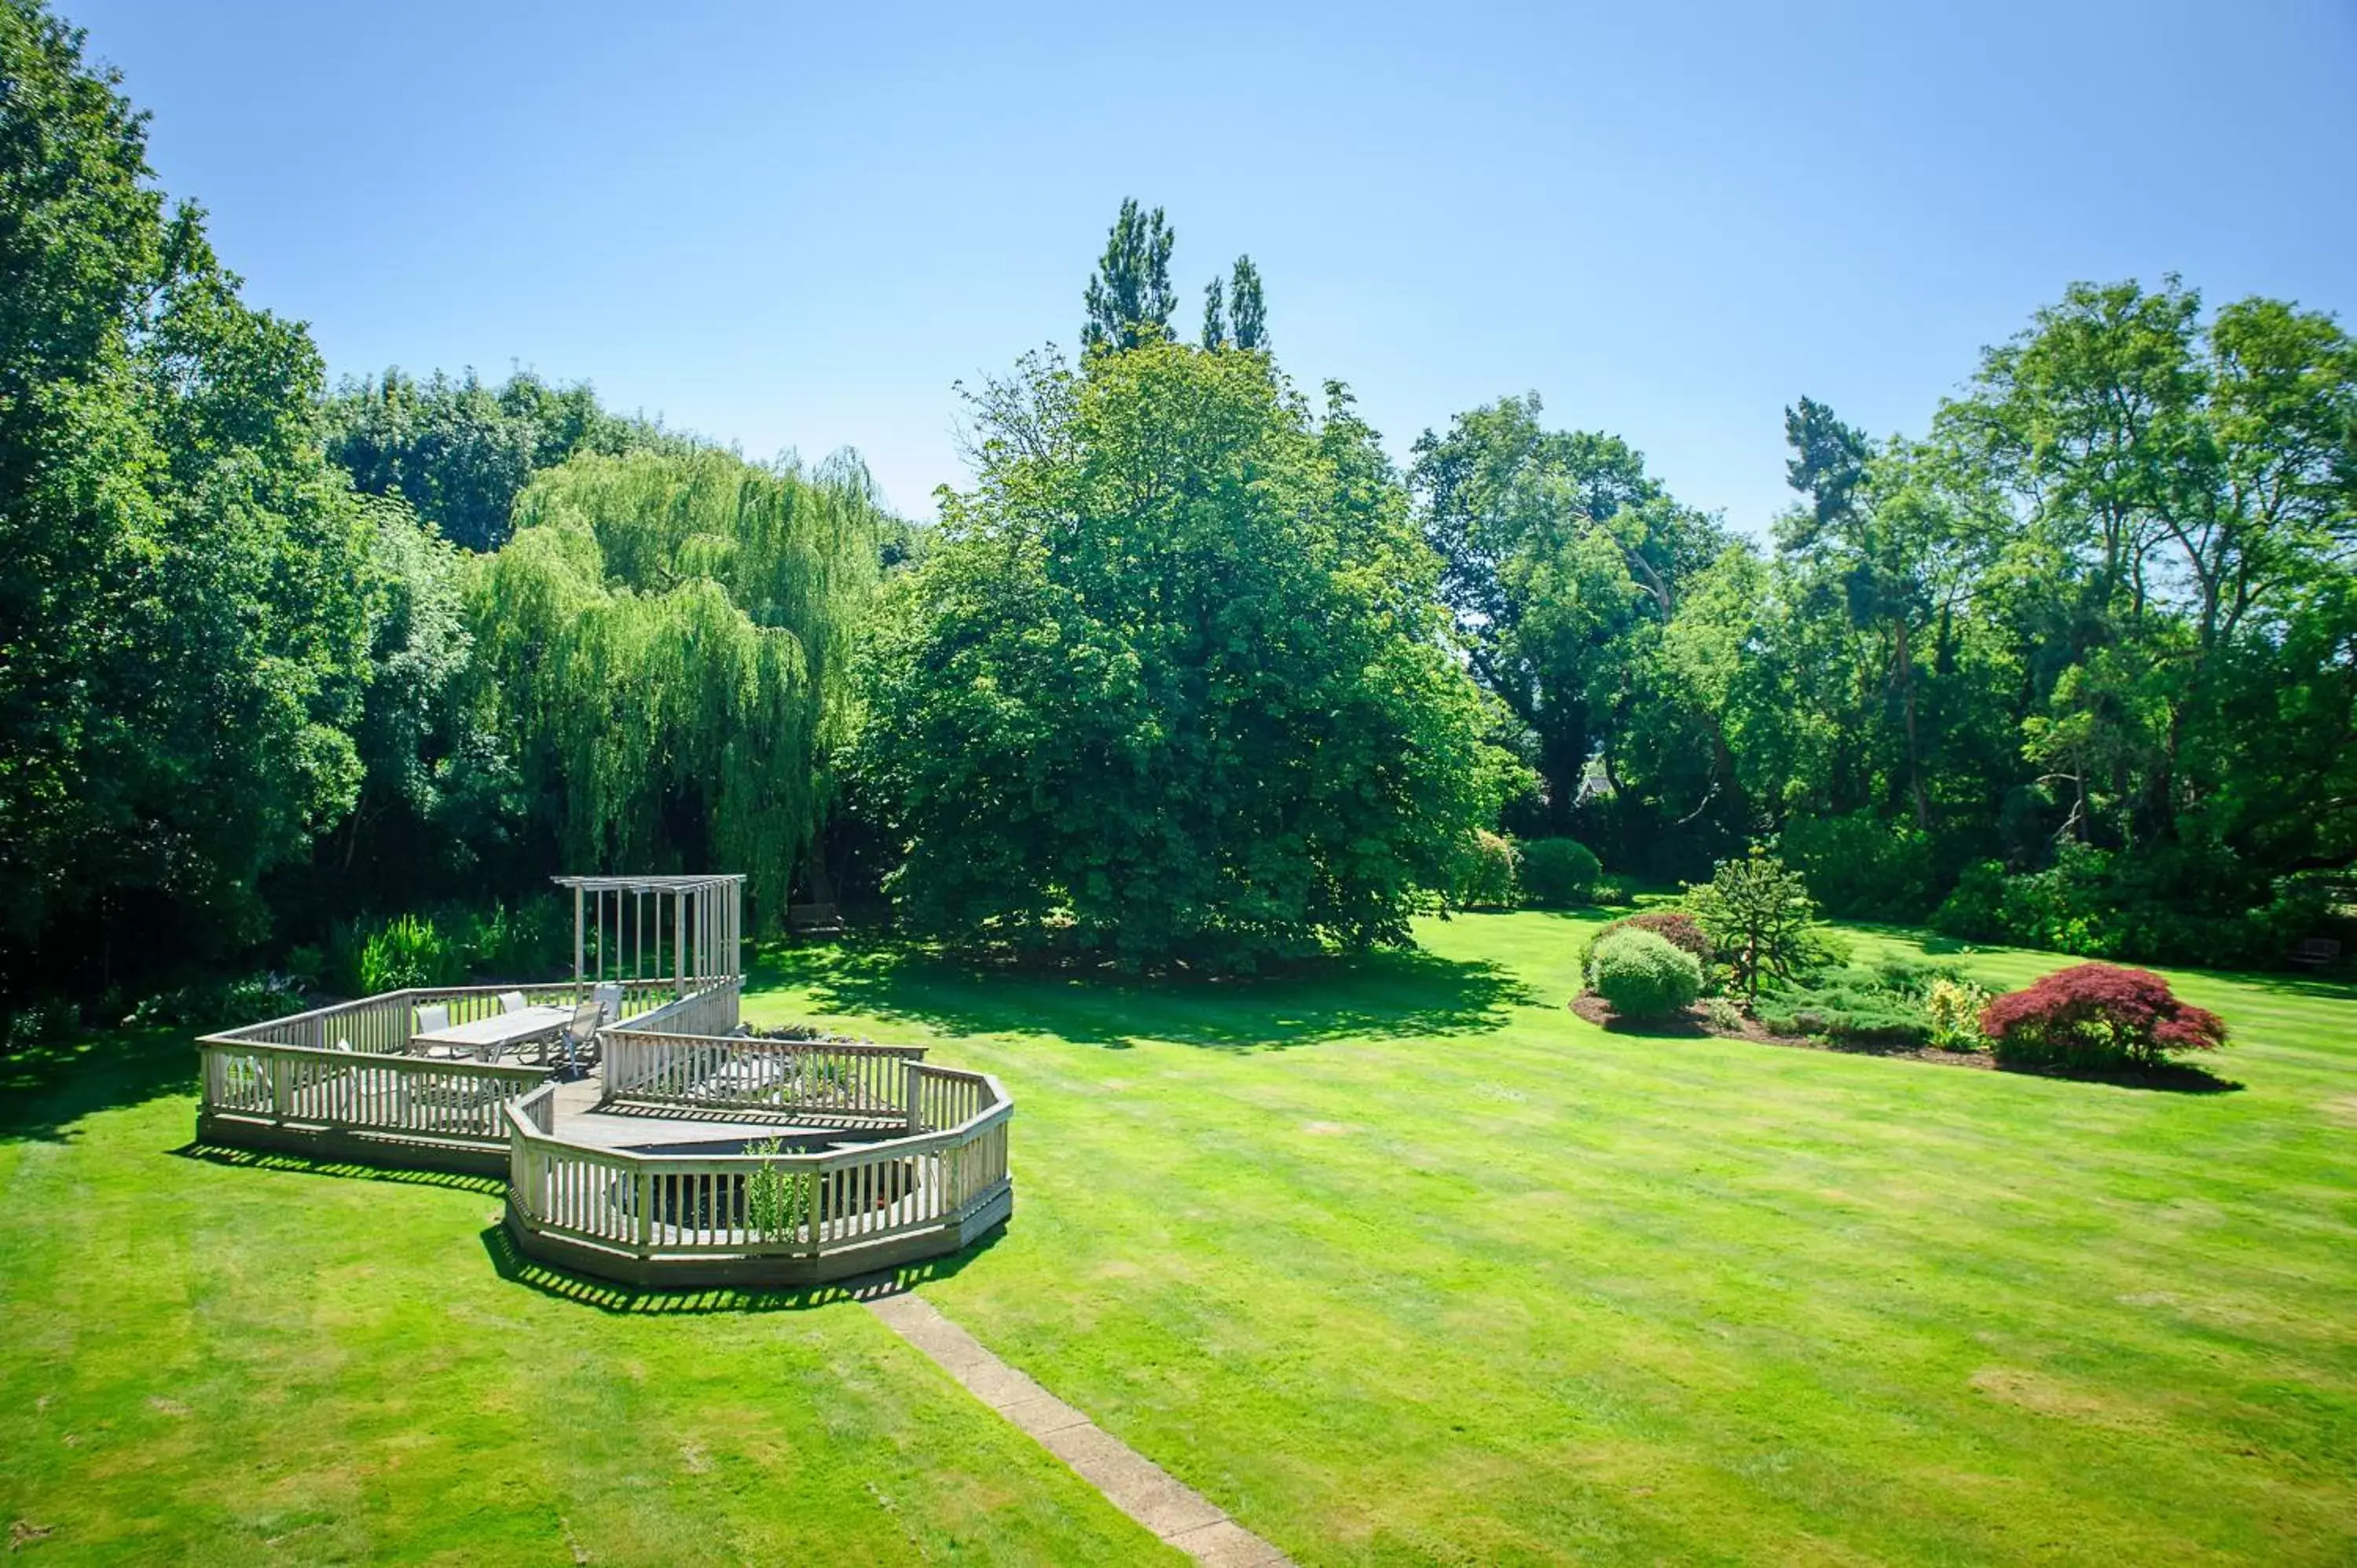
[0, 0, 372, 980]
[1200, 276, 1227, 350]
[1411, 395, 1721, 842]
[469, 448, 886, 927]
[857, 343, 1512, 969]
[1080, 198, 1176, 354]
[323, 368, 676, 551]
[1229, 255, 1268, 350]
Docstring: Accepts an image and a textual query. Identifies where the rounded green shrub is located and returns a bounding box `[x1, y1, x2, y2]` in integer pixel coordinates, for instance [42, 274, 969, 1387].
[1519, 838, 1602, 907]
[1588, 928, 1703, 1018]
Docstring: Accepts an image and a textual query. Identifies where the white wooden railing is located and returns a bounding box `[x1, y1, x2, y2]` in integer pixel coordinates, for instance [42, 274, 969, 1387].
[201, 980, 688, 1057]
[603, 1029, 923, 1123]
[199, 1036, 550, 1149]
[502, 1066, 1013, 1272]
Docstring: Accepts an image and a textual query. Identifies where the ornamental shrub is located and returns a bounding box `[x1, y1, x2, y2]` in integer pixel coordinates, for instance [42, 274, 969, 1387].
[1684, 848, 1825, 1002]
[1519, 838, 1602, 907]
[1924, 976, 1991, 1051]
[1979, 963, 2229, 1072]
[1754, 965, 1932, 1046]
[1590, 910, 1714, 965]
[1450, 830, 1521, 910]
[1588, 929, 1703, 1018]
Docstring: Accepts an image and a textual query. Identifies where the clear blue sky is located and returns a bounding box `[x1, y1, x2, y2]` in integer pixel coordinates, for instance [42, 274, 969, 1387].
[65, 0, 2357, 530]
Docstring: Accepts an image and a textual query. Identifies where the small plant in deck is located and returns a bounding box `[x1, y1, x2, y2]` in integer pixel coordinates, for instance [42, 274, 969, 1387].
[745, 1137, 812, 1241]
[1978, 963, 2229, 1072]
[1587, 928, 1703, 1018]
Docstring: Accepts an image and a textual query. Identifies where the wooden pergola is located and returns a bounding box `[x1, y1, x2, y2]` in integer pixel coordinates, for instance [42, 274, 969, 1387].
[553, 874, 742, 1001]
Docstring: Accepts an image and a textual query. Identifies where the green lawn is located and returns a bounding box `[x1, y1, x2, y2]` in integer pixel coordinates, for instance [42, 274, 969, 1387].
[5, 914, 2355, 1563]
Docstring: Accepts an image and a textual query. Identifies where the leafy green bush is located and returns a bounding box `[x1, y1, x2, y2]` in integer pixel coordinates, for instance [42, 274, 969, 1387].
[1699, 995, 1747, 1033]
[1450, 830, 1521, 910]
[122, 973, 304, 1029]
[3, 998, 82, 1052]
[744, 1138, 811, 1240]
[1584, 910, 1713, 969]
[1593, 877, 1636, 907]
[1780, 811, 1935, 920]
[1931, 847, 2344, 969]
[1588, 929, 1702, 1018]
[1519, 839, 1602, 907]
[358, 914, 464, 993]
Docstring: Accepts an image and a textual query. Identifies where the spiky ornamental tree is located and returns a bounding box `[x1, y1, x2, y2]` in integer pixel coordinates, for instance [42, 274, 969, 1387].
[1684, 848, 1824, 1002]
[1080, 199, 1176, 354]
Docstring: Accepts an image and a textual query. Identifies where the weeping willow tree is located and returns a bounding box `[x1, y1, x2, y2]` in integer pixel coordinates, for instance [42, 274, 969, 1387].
[469, 448, 884, 927]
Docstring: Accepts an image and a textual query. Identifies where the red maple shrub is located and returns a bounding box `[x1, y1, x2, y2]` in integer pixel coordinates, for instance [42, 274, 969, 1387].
[1585, 910, 1714, 965]
[1978, 962, 2229, 1071]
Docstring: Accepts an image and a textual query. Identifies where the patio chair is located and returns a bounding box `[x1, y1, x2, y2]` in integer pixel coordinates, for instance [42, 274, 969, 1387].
[413, 1003, 453, 1056]
[593, 980, 624, 1024]
[557, 999, 603, 1079]
[497, 990, 529, 1014]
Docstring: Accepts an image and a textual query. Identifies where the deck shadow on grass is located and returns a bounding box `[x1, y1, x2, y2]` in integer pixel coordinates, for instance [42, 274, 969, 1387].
[478, 1221, 999, 1314]
[0, 1027, 198, 1145]
[167, 1142, 508, 1193]
[750, 940, 1534, 1051]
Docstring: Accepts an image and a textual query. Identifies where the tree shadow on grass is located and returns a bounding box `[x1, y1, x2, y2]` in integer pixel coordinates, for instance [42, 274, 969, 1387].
[0, 1026, 197, 1145]
[477, 1219, 1003, 1315]
[748, 939, 1536, 1051]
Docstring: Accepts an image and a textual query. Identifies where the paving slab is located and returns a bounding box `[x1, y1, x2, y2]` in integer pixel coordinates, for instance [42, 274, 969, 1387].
[863, 1288, 1293, 1565]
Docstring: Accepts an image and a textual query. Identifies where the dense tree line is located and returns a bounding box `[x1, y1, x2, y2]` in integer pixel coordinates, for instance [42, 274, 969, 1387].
[1420, 280, 2357, 962]
[0, 4, 886, 1002]
[2, 0, 2349, 1013]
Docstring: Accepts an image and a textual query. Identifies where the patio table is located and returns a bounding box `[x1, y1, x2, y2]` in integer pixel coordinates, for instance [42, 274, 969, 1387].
[412, 1005, 573, 1062]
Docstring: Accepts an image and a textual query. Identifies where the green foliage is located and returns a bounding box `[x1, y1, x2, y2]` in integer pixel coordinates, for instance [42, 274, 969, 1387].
[1411, 395, 1725, 837]
[471, 448, 885, 927]
[1754, 965, 1934, 1046]
[1583, 909, 1714, 967]
[1686, 848, 1825, 1002]
[1698, 995, 1747, 1033]
[1517, 838, 1603, 907]
[856, 343, 1513, 970]
[1450, 831, 1521, 910]
[1587, 928, 1703, 1018]
[0, 1, 372, 967]
[1081, 198, 1176, 354]
[323, 368, 681, 551]
[1925, 976, 1991, 1051]
[743, 1138, 810, 1240]
[1780, 812, 1935, 920]
[358, 914, 464, 993]
[1930, 846, 2341, 967]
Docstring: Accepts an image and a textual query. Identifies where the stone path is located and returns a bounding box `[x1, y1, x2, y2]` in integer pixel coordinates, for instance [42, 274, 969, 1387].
[864, 1291, 1292, 1566]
